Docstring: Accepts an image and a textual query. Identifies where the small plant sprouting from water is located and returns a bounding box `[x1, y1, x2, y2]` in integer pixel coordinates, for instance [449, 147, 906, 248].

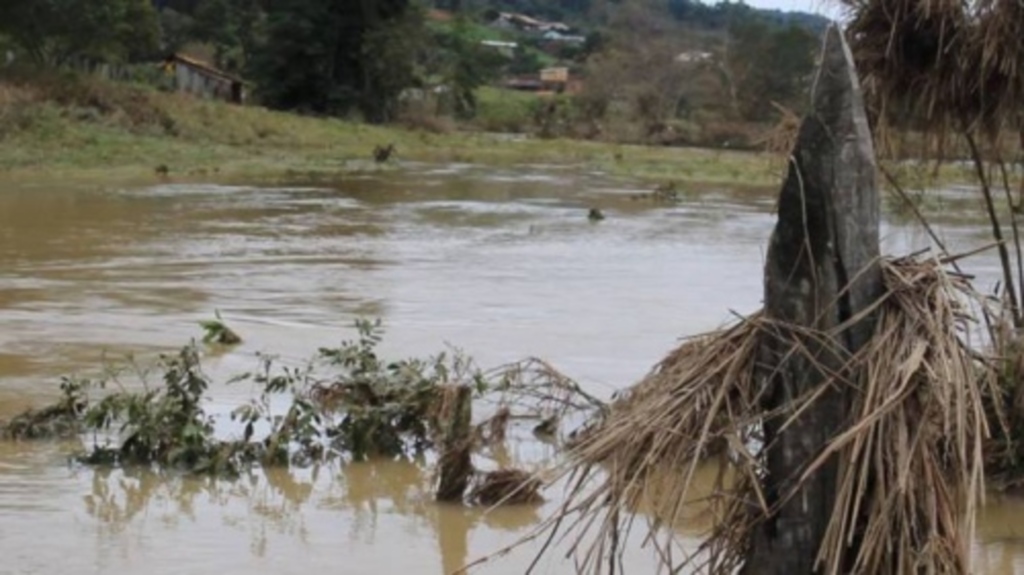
[199, 310, 242, 345]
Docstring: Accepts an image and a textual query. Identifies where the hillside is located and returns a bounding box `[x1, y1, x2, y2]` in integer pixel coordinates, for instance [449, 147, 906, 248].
[0, 0, 836, 162]
[436, 0, 831, 32]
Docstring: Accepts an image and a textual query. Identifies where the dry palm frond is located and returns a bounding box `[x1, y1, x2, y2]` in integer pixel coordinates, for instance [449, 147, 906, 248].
[514, 255, 994, 574]
[475, 405, 512, 447]
[839, 0, 1024, 147]
[486, 357, 607, 416]
[479, 358, 608, 443]
[758, 102, 802, 167]
[811, 256, 992, 573]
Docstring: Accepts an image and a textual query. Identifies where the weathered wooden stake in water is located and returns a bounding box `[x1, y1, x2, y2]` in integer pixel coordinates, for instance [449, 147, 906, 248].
[741, 24, 882, 573]
[436, 385, 474, 501]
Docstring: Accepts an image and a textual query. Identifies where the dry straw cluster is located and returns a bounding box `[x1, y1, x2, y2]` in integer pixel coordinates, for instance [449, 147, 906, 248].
[840, 0, 1024, 143]
[532, 255, 995, 574]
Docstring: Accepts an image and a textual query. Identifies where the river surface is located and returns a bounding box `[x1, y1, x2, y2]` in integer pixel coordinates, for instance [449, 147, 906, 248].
[0, 163, 1021, 574]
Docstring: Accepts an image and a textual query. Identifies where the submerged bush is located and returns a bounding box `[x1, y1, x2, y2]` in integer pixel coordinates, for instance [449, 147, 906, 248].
[314, 319, 488, 460]
[0, 317, 597, 518]
[0, 318, 588, 478]
[79, 345, 233, 471]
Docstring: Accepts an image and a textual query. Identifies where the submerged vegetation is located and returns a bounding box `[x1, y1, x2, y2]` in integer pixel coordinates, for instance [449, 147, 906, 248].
[0, 317, 596, 507]
[199, 310, 242, 345]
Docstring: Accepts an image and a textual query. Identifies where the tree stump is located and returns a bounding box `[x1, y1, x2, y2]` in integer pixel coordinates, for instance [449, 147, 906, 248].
[741, 24, 882, 574]
[436, 385, 473, 502]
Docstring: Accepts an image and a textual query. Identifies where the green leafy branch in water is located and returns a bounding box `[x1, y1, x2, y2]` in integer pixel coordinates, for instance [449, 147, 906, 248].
[199, 310, 242, 345]
[312, 318, 491, 461]
[0, 319, 604, 482]
[78, 346, 233, 472]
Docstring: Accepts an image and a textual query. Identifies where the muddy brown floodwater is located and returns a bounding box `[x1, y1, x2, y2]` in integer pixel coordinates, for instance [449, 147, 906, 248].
[0, 164, 1022, 574]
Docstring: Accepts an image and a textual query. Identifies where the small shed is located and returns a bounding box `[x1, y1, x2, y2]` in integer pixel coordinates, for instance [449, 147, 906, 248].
[161, 53, 246, 104]
[539, 67, 569, 83]
[536, 68, 571, 93]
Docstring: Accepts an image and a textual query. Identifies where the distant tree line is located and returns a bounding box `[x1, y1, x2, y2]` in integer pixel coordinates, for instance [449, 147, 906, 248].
[0, 0, 161, 66]
[667, 0, 827, 32]
[0, 0, 824, 131]
[724, 15, 819, 120]
[430, 0, 596, 22]
[0, 0, 429, 122]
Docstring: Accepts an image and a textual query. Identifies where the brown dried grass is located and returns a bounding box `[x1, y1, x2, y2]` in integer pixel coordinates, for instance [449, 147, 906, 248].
[758, 102, 802, 165]
[517, 255, 995, 574]
[0, 83, 38, 108]
[840, 0, 1024, 147]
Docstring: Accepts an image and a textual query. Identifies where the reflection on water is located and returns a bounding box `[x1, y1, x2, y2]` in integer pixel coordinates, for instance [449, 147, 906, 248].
[0, 164, 1021, 573]
[3, 449, 1022, 574]
[0, 443, 549, 575]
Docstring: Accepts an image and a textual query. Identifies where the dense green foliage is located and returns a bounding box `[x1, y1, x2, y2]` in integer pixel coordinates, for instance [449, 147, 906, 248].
[667, 0, 827, 32]
[188, 0, 265, 73]
[425, 0, 827, 31]
[250, 0, 420, 121]
[727, 19, 818, 120]
[427, 19, 508, 117]
[0, 0, 161, 65]
[469, 0, 595, 22]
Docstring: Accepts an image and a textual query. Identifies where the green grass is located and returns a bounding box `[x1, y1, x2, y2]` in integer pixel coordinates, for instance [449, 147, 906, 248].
[473, 86, 538, 133]
[0, 71, 784, 188]
[0, 69, 991, 191]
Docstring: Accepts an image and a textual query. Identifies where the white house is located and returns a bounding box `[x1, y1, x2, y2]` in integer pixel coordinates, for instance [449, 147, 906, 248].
[480, 40, 518, 58]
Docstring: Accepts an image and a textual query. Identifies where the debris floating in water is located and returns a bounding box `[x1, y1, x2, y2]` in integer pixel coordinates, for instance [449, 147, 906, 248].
[469, 468, 543, 506]
[373, 143, 396, 163]
[0, 402, 83, 440]
[199, 310, 242, 345]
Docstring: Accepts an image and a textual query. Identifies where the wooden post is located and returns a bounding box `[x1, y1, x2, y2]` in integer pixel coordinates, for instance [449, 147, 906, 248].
[436, 385, 473, 502]
[741, 24, 882, 574]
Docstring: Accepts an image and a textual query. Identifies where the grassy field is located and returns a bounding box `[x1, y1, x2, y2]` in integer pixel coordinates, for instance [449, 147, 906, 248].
[0, 69, 789, 188]
[0, 69, 984, 191]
